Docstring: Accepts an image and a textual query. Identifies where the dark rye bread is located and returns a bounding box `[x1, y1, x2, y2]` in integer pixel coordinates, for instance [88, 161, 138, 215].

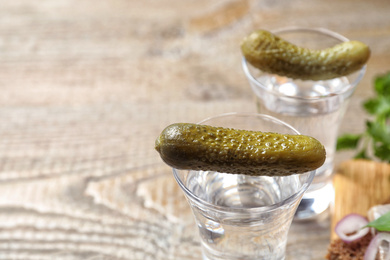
[325, 233, 373, 260]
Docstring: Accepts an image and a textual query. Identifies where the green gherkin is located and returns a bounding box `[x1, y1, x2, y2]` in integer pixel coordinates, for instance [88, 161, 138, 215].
[241, 30, 370, 81]
[155, 123, 326, 176]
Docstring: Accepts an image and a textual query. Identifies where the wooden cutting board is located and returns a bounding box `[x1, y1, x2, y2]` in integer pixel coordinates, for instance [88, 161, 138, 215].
[330, 159, 390, 241]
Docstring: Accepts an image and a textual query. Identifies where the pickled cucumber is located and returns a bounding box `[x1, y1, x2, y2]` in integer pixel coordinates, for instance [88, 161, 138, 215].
[241, 30, 370, 81]
[155, 123, 326, 176]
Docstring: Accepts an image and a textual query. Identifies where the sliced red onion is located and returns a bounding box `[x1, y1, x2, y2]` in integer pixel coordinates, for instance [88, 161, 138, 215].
[364, 232, 390, 260]
[335, 213, 370, 243]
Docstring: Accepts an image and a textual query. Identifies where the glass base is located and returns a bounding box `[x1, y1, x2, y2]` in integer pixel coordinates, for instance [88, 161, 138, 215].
[294, 182, 334, 220]
[202, 250, 285, 260]
[202, 256, 284, 260]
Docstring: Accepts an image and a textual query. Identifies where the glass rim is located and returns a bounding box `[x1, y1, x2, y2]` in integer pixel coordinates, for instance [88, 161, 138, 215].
[198, 111, 298, 131]
[172, 112, 316, 214]
[241, 26, 367, 101]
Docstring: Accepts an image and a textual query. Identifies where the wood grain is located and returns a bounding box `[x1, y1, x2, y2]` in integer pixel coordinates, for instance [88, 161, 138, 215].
[0, 0, 390, 259]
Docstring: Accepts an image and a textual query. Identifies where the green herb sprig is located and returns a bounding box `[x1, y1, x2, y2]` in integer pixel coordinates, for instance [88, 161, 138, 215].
[366, 210, 390, 231]
[337, 72, 390, 162]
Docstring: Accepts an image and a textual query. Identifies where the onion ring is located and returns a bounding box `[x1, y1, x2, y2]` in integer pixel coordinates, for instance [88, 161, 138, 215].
[335, 213, 370, 243]
[364, 232, 390, 260]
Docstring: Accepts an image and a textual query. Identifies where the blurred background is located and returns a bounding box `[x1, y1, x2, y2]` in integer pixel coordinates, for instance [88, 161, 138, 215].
[0, 0, 389, 259]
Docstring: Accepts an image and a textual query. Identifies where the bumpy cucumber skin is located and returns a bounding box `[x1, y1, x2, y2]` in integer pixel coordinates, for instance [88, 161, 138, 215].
[241, 30, 370, 81]
[155, 123, 326, 176]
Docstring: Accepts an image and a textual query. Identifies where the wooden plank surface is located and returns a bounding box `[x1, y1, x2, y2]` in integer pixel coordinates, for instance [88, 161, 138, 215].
[0, 0, 390, 259]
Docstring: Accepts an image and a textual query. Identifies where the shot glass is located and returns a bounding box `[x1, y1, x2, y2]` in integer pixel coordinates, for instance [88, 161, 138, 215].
[242, 27, 366, 220]
[172, 112, 315, 260]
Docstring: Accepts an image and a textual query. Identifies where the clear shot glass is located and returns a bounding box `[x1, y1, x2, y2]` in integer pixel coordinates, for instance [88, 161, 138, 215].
[242, 27, 366, 220]
[172, 112, 315, 260]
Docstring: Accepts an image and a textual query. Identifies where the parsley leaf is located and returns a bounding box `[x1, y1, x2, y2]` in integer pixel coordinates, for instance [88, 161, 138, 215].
[366, 119, 390, 145]
[336, 72, 390, 162]
[374, 72, 390, 96]
[366, 211, 390, 232]
[363, 96, 390, 116]
[354, 149, 369, 159]
[336, 134, 362, 151]
[373, 143, 390, 162]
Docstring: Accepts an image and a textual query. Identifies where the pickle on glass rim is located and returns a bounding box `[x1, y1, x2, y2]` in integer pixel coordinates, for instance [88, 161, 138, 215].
[155, 123, 326, 176]
[241, 29, 370, 81]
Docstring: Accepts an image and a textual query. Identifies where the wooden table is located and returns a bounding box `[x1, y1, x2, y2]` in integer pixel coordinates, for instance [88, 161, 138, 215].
[1, 0, 389, 259]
